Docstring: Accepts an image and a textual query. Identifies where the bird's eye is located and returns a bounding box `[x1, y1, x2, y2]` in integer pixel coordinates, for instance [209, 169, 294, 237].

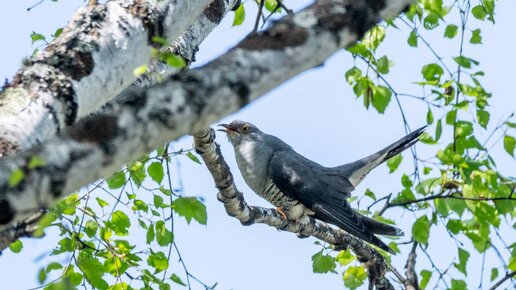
[241, 124, 250, 133]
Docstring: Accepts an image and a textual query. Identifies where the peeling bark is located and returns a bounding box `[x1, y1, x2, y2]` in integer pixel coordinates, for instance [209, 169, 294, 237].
[0, 0, 242, 249]
[0, 0, 412, 252]
[0, 0, 211, 156]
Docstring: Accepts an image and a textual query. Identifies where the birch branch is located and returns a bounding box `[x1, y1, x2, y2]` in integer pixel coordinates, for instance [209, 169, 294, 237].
[192, 128, 395, 290]
[0, 0, 211, 156]
[0, 0, 412, 243]
[0, 0, 242, 251]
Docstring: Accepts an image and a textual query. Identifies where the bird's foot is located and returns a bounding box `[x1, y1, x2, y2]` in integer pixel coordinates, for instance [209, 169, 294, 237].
[276, 207, 288, 221]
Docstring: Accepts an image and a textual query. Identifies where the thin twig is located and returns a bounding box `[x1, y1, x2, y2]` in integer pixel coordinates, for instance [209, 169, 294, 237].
[488, 271, 516, 290]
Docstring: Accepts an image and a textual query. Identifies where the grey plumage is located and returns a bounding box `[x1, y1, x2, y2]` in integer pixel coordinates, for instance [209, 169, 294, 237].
[219, 120, 426, 254]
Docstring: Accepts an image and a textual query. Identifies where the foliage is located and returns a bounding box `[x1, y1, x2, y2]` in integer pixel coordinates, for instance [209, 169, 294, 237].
[5, 0, 515, 290]
[8, 147, 210, 290]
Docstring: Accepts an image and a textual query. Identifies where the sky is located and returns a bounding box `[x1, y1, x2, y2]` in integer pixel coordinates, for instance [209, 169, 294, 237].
[0, 0, 515, 289]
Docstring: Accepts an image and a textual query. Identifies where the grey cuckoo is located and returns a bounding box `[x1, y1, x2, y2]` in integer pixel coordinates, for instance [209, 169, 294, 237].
[218, 120, 426, 254]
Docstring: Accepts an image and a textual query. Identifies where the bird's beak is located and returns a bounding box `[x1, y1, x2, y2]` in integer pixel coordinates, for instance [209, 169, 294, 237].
[217, 124, 234, 134]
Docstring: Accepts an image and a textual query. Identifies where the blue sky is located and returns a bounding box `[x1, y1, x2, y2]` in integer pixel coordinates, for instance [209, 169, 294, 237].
[0, 1, 514, 289]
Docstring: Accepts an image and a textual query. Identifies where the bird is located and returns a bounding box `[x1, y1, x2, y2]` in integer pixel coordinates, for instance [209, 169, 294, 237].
[218, 120, 426, 254]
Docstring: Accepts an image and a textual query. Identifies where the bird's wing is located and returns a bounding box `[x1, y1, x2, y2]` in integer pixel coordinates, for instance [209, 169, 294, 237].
[268, 151, 395, 254]
[267, 150, 354, 203]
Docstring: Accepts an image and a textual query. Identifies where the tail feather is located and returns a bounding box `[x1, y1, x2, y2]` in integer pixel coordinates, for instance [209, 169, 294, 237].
[337, 126, 426, 187]
[313, 203, 397, 254]
[359, 213, 404, 236]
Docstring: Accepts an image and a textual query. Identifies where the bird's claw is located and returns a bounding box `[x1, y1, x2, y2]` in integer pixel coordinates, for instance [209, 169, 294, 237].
[276, 207, 288, 221]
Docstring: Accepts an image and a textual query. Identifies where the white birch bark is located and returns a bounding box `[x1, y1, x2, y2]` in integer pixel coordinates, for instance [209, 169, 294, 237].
[0, 0, 241, 250]
[0, 0, 412, 235]
[0, 0, 212, 156]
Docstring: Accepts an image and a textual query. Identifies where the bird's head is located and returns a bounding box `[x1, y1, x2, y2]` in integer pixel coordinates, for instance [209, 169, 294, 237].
[217, 120, 262, 146]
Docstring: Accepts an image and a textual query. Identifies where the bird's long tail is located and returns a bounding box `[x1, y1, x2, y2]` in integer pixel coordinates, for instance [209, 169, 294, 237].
[313, 202, 397, 254]
[336, 126, 427, 187]
[358, 213, 404, 236]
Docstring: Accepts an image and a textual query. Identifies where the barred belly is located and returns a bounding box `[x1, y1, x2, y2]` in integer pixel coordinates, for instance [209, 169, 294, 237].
[261, 179, 313, 220]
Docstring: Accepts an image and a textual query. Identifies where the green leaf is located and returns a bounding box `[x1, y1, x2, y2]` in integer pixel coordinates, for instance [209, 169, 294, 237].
[345, 67, 362, 83]
[146, 224, 155, 244]
[470, 29, 482, 44]
[386, 154, 403, 173]
[388, 241, 400, 254]
[110, 211, 131, 236]
[412, 215, 430, 246]
[155, 221, 173, 246]
[9, 240, 23, 253]
[415, 177, 441, 195]
[509, 255, 516, 271]
[471, 5, 487, 20]
[186, 152, 202, 164]
[28, 156, 46, 169]
[420, 269, 432, 290]
[232, 4, 245, 26]
[77, 252, 108, 290]
[8, 168, 24, 187]
[30, 31, 46, 44]
[434, 199, 449, 217]
[503, 135, 515, 156]
[451, 279, 467, 290]
[311, 250, 336, 273]
[173, 197, 207, 225]
[147, 250, 169, 273]
[336, 249, 355, 266]
[426, 108, 434, 125]
[453, 56, 478, 69]
[376, 55, 390, 74]
[407, 30, 418, 47]
[96, 197, 109, 208]
[446, 219, 462, 234]
[109, 283, 131, 290]
[490, 268, 499, 281]
[129, 161, 146, 186]
[444, 24, 458, 38]
[423, 13, 439, 30]
[133, 64, 148, 77]
[264, 0, 278, 12]
[364, 189, 376, 201]
[454, 247, 470, 275]
[52, 28, 63, 38]
[170, 273, 187, 286]
[371, 85, 392, 114]
[435, 119, 442, 141]
[152, 36, 169, 46]
[342, 266, 367, 289]
[84, 220, 98, 238]
[38, 268, 47, 284]
[477, 110, 490, 129]
[447, 199, 466, 217]
[46, 262, 63, 273]
[106, 171, 126, 189]
[421, 63, 443, 82]
[164, 53, 186, 68]
[154, 195, 165, 208]
[148, 162, 164, 184]
[446, 110, 457, 125]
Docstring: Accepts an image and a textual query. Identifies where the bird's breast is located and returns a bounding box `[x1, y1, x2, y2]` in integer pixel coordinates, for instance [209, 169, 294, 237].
[235, 141, 269, 193]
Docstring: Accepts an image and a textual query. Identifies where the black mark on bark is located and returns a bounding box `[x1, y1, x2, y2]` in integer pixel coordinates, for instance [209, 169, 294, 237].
[0, 199, 14, 224]
[315, 0, 384, 39]
[0, 138, 18, 158]
[68, 114, 119, 143]
[204, 0, 226, 24]
[239, 22, 308, 50]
